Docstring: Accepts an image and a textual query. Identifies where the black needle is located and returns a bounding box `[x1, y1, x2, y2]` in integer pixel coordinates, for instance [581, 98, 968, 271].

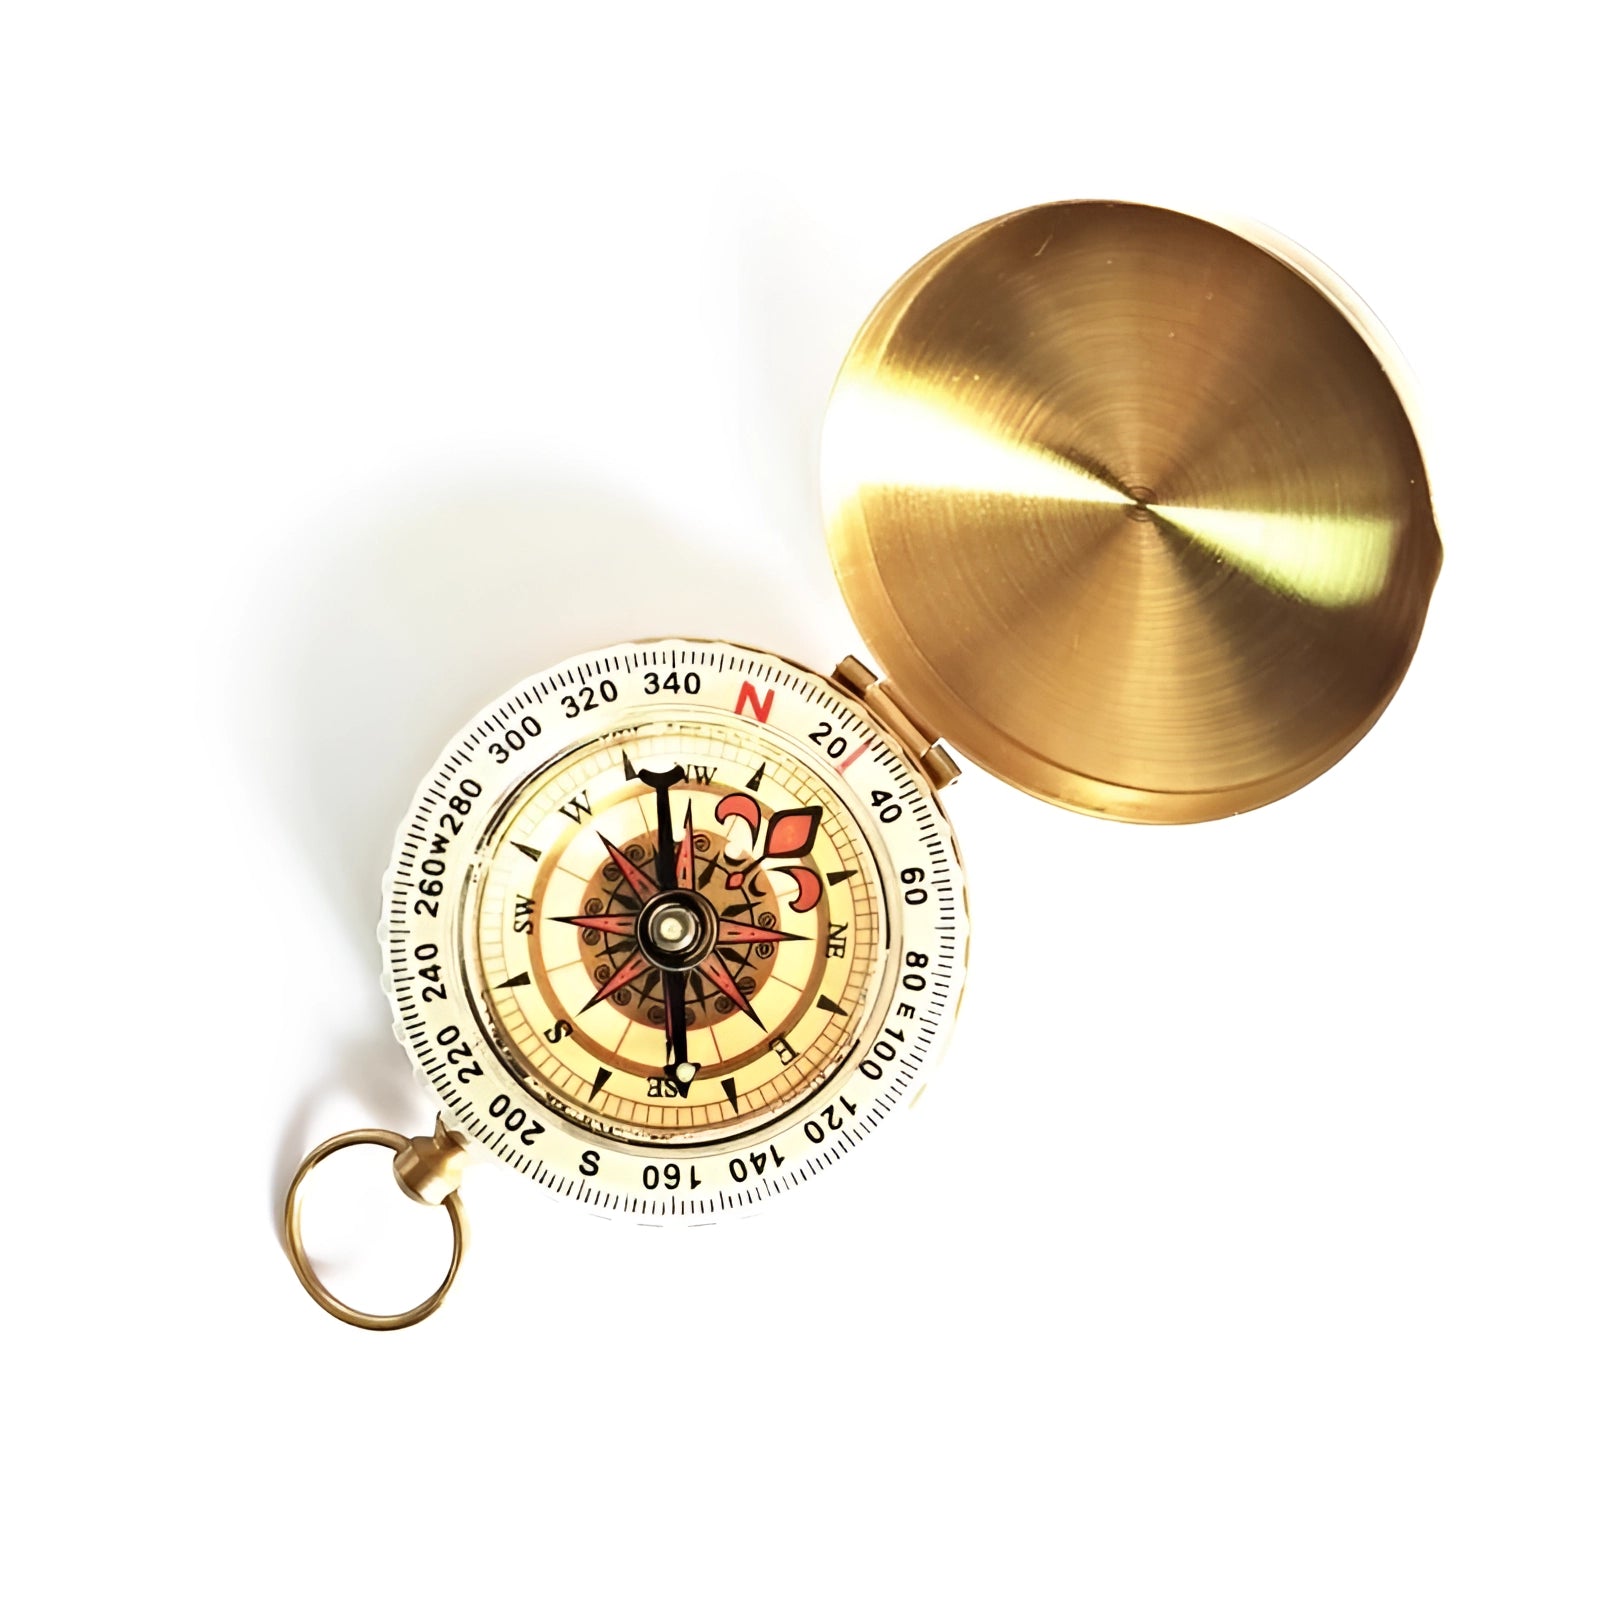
[639, 764, 693, 1084]
[639, 764, 685, 892]
[663, 968, 692, 1086]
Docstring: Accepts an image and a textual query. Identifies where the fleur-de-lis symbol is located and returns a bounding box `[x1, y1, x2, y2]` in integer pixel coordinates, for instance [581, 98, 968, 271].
[714, 796, 823, 912]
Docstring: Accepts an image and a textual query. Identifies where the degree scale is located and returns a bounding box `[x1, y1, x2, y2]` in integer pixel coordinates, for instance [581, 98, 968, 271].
[284, 200, 1442, 1328]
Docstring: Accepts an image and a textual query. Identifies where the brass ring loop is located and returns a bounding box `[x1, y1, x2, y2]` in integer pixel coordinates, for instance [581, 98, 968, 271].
[283, 1128, 468, 1331]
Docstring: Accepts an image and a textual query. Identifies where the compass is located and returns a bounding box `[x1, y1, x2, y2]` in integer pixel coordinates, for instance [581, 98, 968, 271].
[285, 200, 1442, 1327]
[384, 650, 948, 1195]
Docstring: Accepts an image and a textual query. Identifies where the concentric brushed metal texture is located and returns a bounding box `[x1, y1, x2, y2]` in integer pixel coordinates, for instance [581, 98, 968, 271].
[822, 201, 1442, 822]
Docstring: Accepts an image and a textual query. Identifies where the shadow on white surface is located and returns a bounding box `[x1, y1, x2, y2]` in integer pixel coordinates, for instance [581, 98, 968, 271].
[268, 1033, 428, 1253]
[252, 479, 812, 1233]
[733, 205, 869, 573]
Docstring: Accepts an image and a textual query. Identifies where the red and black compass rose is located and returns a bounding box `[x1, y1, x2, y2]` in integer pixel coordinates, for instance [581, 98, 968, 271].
[551, 767, 820, 1087]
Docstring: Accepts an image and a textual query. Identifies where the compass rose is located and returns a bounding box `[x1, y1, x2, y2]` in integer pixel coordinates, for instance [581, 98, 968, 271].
[551, 768, 816, 1087]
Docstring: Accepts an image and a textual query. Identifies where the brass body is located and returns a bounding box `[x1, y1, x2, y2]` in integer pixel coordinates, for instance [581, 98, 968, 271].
[823, 201, 1441, 822]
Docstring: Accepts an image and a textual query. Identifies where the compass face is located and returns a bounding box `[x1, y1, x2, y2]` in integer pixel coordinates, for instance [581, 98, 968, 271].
[382, 641, 968, 1217]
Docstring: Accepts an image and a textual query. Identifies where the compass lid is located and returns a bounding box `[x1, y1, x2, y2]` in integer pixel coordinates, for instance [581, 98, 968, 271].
[822, 201, 1441, 823]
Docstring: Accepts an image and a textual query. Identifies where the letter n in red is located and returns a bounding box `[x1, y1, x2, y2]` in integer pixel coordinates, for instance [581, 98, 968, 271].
[735, 681, 774, 722]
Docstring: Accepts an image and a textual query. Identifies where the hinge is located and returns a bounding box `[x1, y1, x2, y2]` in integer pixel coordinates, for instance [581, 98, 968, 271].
[832, 656, 961, 791]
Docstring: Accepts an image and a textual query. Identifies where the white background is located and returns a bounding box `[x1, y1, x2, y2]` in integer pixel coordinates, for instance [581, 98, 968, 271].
[3, 3, 1594, 1596]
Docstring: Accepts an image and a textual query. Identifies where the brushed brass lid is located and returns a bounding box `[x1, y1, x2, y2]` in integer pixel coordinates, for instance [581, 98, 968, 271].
[821, 201, 1441, 822]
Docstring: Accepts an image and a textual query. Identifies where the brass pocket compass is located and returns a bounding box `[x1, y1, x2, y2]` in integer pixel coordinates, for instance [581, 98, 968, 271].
[284, 200, 1441, 1328]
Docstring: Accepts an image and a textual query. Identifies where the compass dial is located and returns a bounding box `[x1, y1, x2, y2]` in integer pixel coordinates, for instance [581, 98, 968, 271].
[382, 641, 968, 1217]
[471, 727, 881, 1139]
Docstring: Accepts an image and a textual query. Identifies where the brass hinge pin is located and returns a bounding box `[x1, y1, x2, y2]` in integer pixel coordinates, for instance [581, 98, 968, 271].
[832, 656, 961, 790]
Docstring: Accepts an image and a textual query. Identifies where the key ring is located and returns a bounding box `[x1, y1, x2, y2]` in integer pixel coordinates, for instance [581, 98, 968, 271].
[284, 1119, 471, 1330]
